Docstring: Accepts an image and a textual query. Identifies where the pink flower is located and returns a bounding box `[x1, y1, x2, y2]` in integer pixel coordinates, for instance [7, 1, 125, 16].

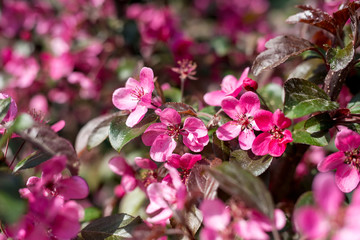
[216, 92, 260, 150]
[142, 108, 209, 162]
[109, 156, 138, 192]
[146, 164, 186, 224]
[318, 127, 360, 193]
[167, 153, 202, 170]
[112, 67, 155, 127]
[203, 68, 249, 106]
[293, 172, 344, 239]
[24, 156, 89, 200]
[252, 109, 293, 157]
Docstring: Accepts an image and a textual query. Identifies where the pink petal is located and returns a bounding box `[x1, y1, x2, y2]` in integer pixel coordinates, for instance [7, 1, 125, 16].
[50, 120, 65, 132]
[200, 199, 231, 231]
[237, 67, 250, 88]
[252, 133, 272, 156]
[200, 228, 221, 240]
[125, 77, 141, 89]
[268, 139, 287, 157]
[274, 209, 286, 230]
[112, 87, 137, 110]
[121, 174, 137, 192]
[239, 91, 260, 116]
[238, 129, 256, 150]
[221, 96, 242, 120]
[179, 153, 202, 169]
[150, 134, 177, 162]
[317, 152, 345, 172]
[335, 164, 360, 193]
[126, 104, 148, 127]
[234, 219, 269, 240]
[165, 164, 186, 209]
[221, 75, 241, 96]
[108, 156, 132, 176]
[57, 176, 89, 200]
[335, 127, 360, 152]
[142, 123, 167, 146]
[294, 207, 329, 239]
[139, 67, 154, 93]
[254, 110, 273, 131]
[183, 132, 209, 152]
[158, 108, 181, 126]
[134, 157, 157, 170]
[183, 117, 208, 137]
[216, 121, 242, 141]
[203, 90, 226, 106]
[41, 156, 66, 176]
[52, 201, 83, 239]
[272, 109, 291, 129]
[313, 173, 343, 216]
[167, 154, 182, 168]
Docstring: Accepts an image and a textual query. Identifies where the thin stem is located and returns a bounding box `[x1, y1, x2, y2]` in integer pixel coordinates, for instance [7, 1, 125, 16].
[3, 129, 9, 162]
[180, 76, 186, 102]
[9, 141, 25, 170]
[0, 221, 9, 238]
[256, 91, 270, 111]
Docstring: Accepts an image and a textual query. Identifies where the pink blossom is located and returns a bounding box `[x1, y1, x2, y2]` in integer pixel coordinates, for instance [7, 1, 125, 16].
[29, 94, 48, 115]
[41, 52, 74, 81]
[146, 164, 186, 224]
[318, 127, 360, 193]
[142, 108, 209, 162]
[112, 67, 155, 127]
[252, 109, 293, 157]
[167, 153, 202, 170]
[203, 68, 249, 106]
[293, 172, 344, 239]
[216, 92, 260, 150]
[24, 156, 89, 200]
[109, 156, 138, 192]
[135, 157, 158, 170]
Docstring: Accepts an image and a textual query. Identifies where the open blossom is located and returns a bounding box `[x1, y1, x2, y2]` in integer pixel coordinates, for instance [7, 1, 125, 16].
[142, 108, 209, 162]
[252, 109, 293, 157]
[146, 164, 186, 224]
[216, 92, 260, 150]
[112, 67, 155, 127]
[292, 172, 360, 240]
[109, 156, 138, 193]
[203, 68, 249, 106]
[167, 153, 202, 170]
[318, 127, 360, 193]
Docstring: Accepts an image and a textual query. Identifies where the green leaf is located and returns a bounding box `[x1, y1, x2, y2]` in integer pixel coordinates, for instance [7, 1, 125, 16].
[81, 213, 143, 240]
[109, 113, 157, 152]
[304, 112, 334, 134]
[83, 207, 102, 222]
[230, 150, 273, 176]
[347, 93, 360, 113]
[284, 78, 339, 119]
[209, 162, 274, 219]
[288, 58, 327, 85]
[294, 191, 314, 209]
[163, 87, 181, 103]
[257, 83, 284, 112]
[0, 172, 27, 224]
[292, 119, 330, 146]
[0, 113, 34, 148]
[326, 42, 354, 72]
[13, 152, 52, 172]
[0, 98, 11, 122]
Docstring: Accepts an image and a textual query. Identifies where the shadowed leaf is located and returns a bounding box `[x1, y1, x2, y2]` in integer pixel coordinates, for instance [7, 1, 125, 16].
[304, 112, 334, 134]
[292, 119, 330, 146]
[326, 42, 354, 72]
[252, 35, 314, 76]
[294, 191, 314, 209]
[187, 164, 219, 199]
[13, 152, 52, 172]
[230, 150, 273, 176]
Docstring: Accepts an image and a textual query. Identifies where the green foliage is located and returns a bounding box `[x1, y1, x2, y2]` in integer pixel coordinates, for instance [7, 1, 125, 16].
[258, 83, 283, 112]
[326, 42, 354, 72]
[348, 93, 360, 113]
[294, 191, 314, 209]
[292, 119, 330, 146]
[0, 98, 11, 122]
[230, 149, 273, 176]
[284, 78, 339, 119]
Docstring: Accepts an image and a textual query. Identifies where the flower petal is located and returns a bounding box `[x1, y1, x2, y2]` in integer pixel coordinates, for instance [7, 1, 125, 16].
[239, 91, 260, 116]
[237, 67, 250, 88]
[183, 117, 208, 137]
[216, 122, 242, 141]
[254, 110, 273, 131]
[142, 123, 167, 146]
[150, 135, 177, 162]
[158, 108, 181, 126]
[317, 152, 345, 172]
[203, 90, 226, 106]
[272, 109, 291, 129]
[268, 139, 287, 157]
[126, 104, 148, 127]
[221, 96, 242, 120]
[134, 157, 157, 170]
[294, 207, 329, 240]
[112, 87, 137, 110]
[139, 67, 154, 93]
[335, 164, 360, 193]
[200, 199, 231, 231]
[313, 172, 343, 215]
[238, 129, 255, 150]
[252, 132, 272, 156]
[221, 75, 241, 96]
[57, 176, 89, 200]
[335, 127, 360, 152]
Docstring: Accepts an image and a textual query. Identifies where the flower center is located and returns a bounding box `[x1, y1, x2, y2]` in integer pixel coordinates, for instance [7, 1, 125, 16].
[167, 125, 181, 139]
[131, 86, 145, 101]
[270, 126, 284, 139]
[344, 148, 360, 170]
[235, 114, 253, 131]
